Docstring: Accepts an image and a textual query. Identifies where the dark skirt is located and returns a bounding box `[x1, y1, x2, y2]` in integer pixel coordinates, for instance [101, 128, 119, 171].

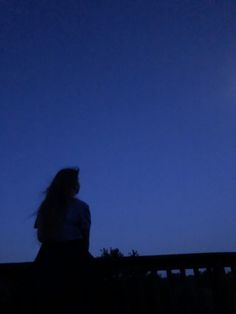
[35, 239, 93, 267]
[33, 240, 95, 313]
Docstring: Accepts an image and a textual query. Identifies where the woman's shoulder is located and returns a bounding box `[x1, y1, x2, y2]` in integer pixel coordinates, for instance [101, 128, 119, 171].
[72, 198, 91, 223]
[72, 198, 90, 210]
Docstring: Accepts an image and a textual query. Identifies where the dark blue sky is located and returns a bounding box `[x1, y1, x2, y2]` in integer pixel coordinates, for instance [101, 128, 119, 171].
[1, 0, 236, 262]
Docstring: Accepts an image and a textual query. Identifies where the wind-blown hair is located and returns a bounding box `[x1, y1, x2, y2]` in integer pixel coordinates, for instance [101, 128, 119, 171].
[35, 168, 79, 242]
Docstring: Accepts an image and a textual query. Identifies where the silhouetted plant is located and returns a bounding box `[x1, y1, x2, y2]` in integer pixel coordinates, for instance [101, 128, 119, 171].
[100, 248, 139, 258]
[100, 248, 124, 259]
[128, 249, 139, 257]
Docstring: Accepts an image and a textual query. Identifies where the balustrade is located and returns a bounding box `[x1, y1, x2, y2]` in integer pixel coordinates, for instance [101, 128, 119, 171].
[1, 252, 236, 313]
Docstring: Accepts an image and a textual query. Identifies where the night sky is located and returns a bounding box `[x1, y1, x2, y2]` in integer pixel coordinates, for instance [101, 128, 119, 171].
[1, 0, 236, 262]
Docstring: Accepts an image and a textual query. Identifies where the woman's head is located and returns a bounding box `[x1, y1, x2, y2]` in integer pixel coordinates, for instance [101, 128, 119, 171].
[46, 167, 80, 198]
[35, 167, 80, 242]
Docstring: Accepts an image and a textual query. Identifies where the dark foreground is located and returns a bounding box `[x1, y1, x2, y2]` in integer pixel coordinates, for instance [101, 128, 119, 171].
[1, 252, 236, 314]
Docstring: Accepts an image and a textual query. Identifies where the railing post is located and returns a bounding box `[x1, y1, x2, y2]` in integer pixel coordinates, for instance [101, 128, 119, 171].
[193, 267, 200, 278]
[211, 265, 227, 314]
[180, 268, 186, 280]
[231, 265, 236, 282]
[166, 268, 172, 280]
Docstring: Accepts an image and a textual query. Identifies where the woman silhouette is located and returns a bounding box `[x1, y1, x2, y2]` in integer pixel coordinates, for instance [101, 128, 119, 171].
[33, 167, 93, 313]
[34, 167, 92, 264]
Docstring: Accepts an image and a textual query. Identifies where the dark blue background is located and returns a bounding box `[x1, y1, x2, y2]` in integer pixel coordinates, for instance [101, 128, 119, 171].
[1, 0, 236, 262]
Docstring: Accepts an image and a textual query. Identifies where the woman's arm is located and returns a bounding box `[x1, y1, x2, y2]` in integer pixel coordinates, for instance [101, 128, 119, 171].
[80, 203, 91, 251]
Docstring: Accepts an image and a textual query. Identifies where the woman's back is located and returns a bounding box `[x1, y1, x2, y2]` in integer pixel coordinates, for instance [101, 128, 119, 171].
[33, 168, 94, 314]
[35, 197, 91, 244]
[61, 198, 91, 242]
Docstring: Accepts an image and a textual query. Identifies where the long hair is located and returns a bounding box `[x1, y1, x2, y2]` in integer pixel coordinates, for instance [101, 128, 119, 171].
[35, 167, 79, 242]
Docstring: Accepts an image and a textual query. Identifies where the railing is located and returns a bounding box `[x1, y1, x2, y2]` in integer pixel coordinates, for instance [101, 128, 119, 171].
[1, 252, 236, 313]
[95, 252, 236, 314]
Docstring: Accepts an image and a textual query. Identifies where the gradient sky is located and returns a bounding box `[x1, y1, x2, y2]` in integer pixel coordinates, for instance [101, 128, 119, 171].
[1, 0, 236, 262]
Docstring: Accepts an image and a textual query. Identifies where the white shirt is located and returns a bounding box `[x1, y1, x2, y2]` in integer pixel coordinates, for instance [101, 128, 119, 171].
[59, 198, 91, 241]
